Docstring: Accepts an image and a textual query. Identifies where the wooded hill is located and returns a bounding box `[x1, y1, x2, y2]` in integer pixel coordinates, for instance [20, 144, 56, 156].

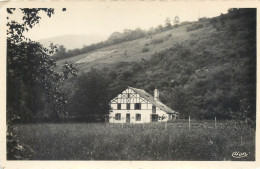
[60, 8, 255, 124]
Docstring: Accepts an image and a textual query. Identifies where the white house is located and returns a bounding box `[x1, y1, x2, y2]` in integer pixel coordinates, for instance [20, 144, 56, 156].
[109, 86, 178, 123]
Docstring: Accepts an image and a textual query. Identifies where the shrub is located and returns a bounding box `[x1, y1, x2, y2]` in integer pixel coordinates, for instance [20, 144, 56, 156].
[167, 34, 172, 38]
[179, 49, 191, 58]
[210, 18, 218, 27]
[186, 24, 204, 32]
[142, 47, 150, 53]
[199, 17, 208, 22]
[151, 38, 164, 44]
[181, 21, 192, 26]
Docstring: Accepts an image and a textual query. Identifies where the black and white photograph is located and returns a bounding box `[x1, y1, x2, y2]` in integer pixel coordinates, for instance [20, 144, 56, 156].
[0, 1, 259, 168]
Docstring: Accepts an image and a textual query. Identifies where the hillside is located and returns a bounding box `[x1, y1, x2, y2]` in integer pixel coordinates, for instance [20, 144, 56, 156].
[38, 34, 107, 50]
[57, 22, 199, 72]
[61, 9, 256, 122]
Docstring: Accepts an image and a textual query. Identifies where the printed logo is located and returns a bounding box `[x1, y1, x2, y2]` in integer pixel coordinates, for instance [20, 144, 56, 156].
[232, 151, 249, 158]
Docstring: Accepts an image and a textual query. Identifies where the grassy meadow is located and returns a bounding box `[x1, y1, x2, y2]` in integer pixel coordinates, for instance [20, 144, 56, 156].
[15, 121, 255, 160]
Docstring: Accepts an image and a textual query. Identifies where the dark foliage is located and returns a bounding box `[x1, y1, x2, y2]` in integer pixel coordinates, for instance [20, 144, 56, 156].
[142, 47, 150, 53]
[7, 8, 77, 159]
[68, 69, 110, 121]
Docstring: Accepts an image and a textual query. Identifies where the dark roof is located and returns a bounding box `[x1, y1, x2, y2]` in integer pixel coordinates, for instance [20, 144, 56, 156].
[129, 86, 178, 114]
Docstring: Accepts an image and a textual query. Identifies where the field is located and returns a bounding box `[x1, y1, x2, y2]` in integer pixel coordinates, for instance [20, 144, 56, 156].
[15, 120, 255, 160]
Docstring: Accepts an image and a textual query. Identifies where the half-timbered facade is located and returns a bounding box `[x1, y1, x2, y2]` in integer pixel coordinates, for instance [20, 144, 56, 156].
[109, 87, 178, 123]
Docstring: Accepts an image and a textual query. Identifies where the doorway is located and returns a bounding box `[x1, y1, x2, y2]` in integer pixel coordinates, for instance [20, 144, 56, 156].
[126, 114, 130, 123]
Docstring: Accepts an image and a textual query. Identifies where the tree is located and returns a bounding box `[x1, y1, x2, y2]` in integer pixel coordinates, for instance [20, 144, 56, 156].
[165, 17, 172, 29]
[7, 8, 77, 159]
[147, 26, 155, 35]
[155, 25, 164, 32]
[108, 31, 122, 43]
[220, 13, 226, 26]
[170, 86, 193, 118]
[228, 8, 238, 13]
[173, 16, 180, 27]
[69, 69, 110, 121]
[134, 27, 146, 39]
[122, 29, 132, 40]
[54, 45, 67, 59]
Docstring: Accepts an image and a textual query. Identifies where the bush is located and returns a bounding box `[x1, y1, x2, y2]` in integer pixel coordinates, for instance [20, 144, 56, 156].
[199, 17, 208, 22]
[181, 21, 192, 26]
[179, 49, 191, 58]
[186, 24, 204, 32]
[210, 18, 218, 27]
[167, 34, 172, 38]
[151, 38, 164, 44]
[142, 47, 150, 53]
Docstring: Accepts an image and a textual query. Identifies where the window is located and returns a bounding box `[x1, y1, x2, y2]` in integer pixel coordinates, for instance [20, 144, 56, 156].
[135, 103, 141, 110]
[115, 113, 121, 120]
[127, 103, 130, 110]
[152, 105, 156, 113]
[136, 114, 141, 121]
[151, 114, 158, 122]
[127, 94, 130, 98]
[117, 103, 121, 110]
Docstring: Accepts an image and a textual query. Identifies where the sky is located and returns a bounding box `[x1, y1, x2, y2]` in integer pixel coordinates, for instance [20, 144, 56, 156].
[10, 2, 229, 41]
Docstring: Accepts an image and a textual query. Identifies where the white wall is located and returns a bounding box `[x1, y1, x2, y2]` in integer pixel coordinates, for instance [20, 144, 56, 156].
[109, 109, 169, 123]
[109, 110, 151, 123]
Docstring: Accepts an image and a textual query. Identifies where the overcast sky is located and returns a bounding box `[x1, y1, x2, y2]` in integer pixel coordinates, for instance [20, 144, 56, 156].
[13, 2, 229, 41]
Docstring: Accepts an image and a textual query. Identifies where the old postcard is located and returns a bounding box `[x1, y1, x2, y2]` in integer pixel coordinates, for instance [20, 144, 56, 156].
[0, 1, 259, 169]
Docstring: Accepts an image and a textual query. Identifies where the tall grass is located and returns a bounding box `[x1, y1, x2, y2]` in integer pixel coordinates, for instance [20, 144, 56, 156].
[15, 121, 255, 160]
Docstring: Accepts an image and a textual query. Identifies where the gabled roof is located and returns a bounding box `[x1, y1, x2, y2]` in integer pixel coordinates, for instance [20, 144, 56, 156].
[129, 86, 179, 115]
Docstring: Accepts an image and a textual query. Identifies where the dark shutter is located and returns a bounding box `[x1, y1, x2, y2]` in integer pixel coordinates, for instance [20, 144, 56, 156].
[117, 103, 121, 110]
[127, 103, 130, 110]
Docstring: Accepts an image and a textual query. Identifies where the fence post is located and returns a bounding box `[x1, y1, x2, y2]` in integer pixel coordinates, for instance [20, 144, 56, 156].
[143, 116, 146, 130]
[189, 116, 191, 130]
[105, 116, 107, 127]
[215, 116, 217, 129]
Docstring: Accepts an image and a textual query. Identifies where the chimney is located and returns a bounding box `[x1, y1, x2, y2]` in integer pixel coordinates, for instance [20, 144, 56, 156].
[154, 88, 159, 101]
